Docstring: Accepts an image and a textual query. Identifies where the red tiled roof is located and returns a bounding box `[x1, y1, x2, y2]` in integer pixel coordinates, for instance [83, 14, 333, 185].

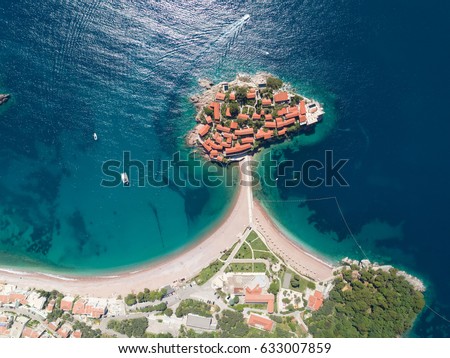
[209, 102, 221, 120]
[215, 92, 225, 101]
[244, 286, 275, 313]
[225, 143, 252, 155]
[226, 107, 231, 117]
[255, 129, 266, 140]
[265, 121, 277, 129]
[210, 142, 223, 150]
[72, 300, 86, 315]
[223, 132, 233, 138]
[216, 156, 223, 162]
[230, 121, 238, 129]
[300, 115, 307, 123]
[198, 124, 211, 137]
[210, 150, 219, 158]
[265, 114, 273, 121]
[252, 113, 261, 120]
[288, 106, 298, 113]
[278, 118, 296, 128]
[72, 330, 82, 338]
[278, 128, 287, 136]
[237, 113, 249, 120]
[216, 124, 231, 133]
[300, 100, 306, 115]
[264, 131, 273, 140]
[229, 92, 236, 101]
[235, 128, 254, 136]
[261, 98, 272, 106]
[241, 137, 254, 144]
[274, 91, 289, 103]
[277, 107, 288, 116]
[202, 141, 212, 153]
[249, 88, 256, 93]
[60, 298, 74, 312]
[247, 314, 274, 332]
[246, 92, 256, 99]
[226, 136, 232, 144]
[205, 115, 213, 124]
[285, 111, 299, 119]
[307, 290, 324, 311]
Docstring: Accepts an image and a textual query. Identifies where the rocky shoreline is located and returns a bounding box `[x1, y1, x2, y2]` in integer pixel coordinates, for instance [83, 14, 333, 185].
[341, 257, 426, 292]
[0, 94, 10, 106]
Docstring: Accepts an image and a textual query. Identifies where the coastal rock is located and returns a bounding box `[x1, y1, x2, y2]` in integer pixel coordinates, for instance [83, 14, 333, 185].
[0, 94, 10, 106]
[360, 259, 371, 268]
[198, 78, 214, 89]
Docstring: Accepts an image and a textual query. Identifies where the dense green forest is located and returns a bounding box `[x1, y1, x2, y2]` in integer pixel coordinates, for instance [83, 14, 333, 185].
[307, 267, 425, 337]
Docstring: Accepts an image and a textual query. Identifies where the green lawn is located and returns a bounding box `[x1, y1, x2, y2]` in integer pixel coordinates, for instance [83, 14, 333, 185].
[253, 263, 267, 272]
[253, 250, 278, 263]
[234, 242, 253, 259]
[245, 230, 259, 243]
[250, 237, 269, 251]
[282, 270, 312, 293]
[194, 260, 224, 285]
[226, 263, 253, 273]
[220, 242, 238, 261]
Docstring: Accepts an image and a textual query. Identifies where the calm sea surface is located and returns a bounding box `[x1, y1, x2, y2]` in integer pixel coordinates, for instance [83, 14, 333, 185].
[0, 0, 449, 336]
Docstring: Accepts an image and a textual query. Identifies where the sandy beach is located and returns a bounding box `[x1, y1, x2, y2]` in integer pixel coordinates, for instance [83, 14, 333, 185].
[0, 158, 334, 297]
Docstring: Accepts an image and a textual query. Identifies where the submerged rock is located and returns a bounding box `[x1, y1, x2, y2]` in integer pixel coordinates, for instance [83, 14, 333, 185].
[0, 94, 10, 106]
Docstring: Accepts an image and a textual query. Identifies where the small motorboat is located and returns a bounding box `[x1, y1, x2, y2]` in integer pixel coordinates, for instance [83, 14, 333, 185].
[121, 172, 129, 186]
[93, 133, 98, 141]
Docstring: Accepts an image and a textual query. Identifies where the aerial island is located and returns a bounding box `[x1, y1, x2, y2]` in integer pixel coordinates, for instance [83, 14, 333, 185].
[188, 73, 324, 163]
[0, 93, 10, 106]
[0, 75, 425, 339]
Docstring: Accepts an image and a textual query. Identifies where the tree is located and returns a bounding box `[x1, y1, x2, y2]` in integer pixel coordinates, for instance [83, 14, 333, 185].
[266, 77, 283, 90]
[164, 308, 173, 317]
[235, 87, 248, 104]
[229, 102, 240, 117]
[268, 280, 280, 295]
[124, 293, 137, 306]
[204, 106, 214, 117]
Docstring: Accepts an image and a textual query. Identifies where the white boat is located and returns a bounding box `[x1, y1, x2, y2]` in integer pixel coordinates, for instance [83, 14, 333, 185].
[93, 132, 98, 141]
[121, 172, 129, 185]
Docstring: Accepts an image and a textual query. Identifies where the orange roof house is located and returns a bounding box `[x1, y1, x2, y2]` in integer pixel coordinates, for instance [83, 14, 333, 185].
[202, 141, 212, 153]
[300, 100, 306, 115]
[230, 121, 238, 130]
[265, 121, 277, 129]
[229, 92, 236, 101]
[265, 113, 273, 121]
[215, 92, 225, 101]
[241, 137, 254, 144]
[252, 112, 261, 120]
[277, 128, 287, 136]
[198, 124, 211, 137]
[237, 113, 249, 120]
[307, 291, 324, 311]
[205, 115, 213, 124]
[285, 111, 299, 119]
[226, 107, 232, 117]
[225, 143, 252, 156]
[235, 128, 254, 136]
[60, 297, 74, 312]
[261, 98, 272, 106]
[274, 91, 289, 103]
[71, 330, 82, 339]
[244, 286, 275, 313]
[277, 107, 288, 116]
[246, 91, 256, 99]
[209, 102, 221, 121]
[247, 314, 275, 332]
[216, 124, 231, 133]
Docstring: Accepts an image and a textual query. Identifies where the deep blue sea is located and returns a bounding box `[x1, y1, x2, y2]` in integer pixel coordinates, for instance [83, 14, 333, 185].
[0, 0, 449, 337]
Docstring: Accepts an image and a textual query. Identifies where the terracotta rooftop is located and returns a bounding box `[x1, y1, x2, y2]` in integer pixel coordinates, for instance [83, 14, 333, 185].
[215, 92, 225, 101]
[241, 137, 254, 144]
[274, 91, 289, 103]
[235, 128, 254, 136]
[230, 121, 238, 129]
[285, 111, 299, 119]
[216, 124, 231, 133]
[252, 112, 261, 120]
[247, 314, 275, 332]
[229, 92, 236, 101]
[205, 115, 213, 124]
[277, 107, 288, 116]
[237, 113, 249, 120]
[307, 290, 324, 311]
[246, 92, 256, 99]
[265, 121, 277, 129]
[225, 107, 232, 117]
[225, 143, 252, 155]
[300, 100, 306, 115]
[244, 286, 275, 313]
[198, 124, 211, 137]
[261, 98, 272, 106]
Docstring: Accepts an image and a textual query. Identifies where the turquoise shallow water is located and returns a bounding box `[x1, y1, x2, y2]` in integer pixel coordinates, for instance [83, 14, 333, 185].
[1, 0, 450, 336]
